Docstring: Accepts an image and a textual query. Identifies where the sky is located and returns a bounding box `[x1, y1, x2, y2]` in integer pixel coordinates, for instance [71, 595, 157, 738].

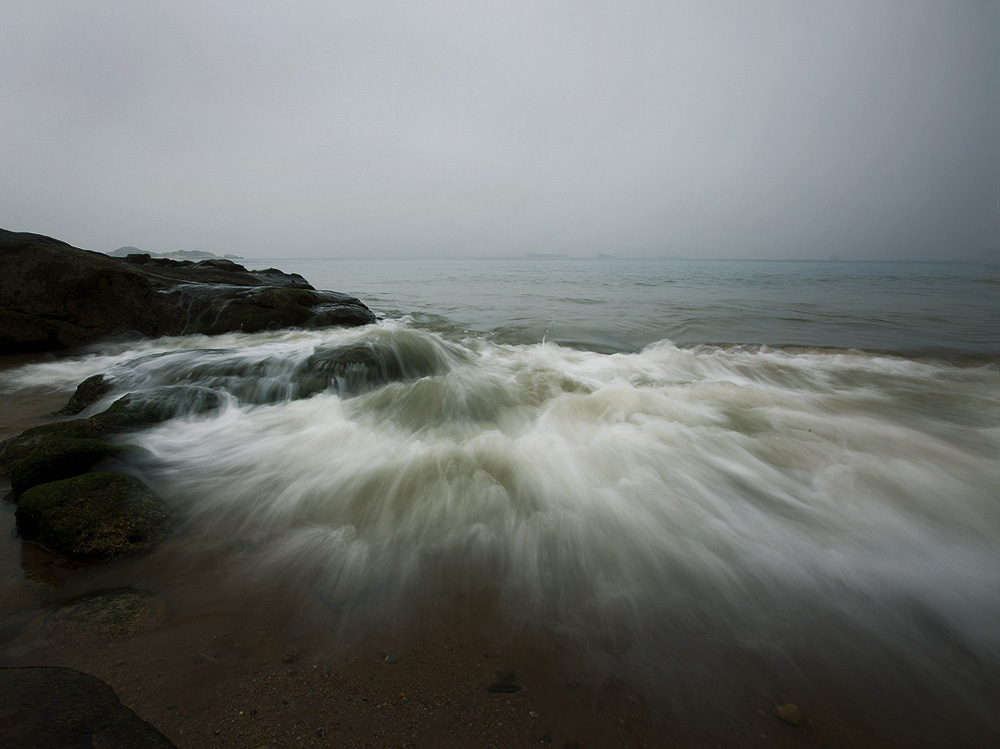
[2, 1, 997, 260]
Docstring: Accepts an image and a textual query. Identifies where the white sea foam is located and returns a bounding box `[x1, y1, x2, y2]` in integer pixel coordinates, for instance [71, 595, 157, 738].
[78, 327, 994, 657]
[3, 323, 998, 713]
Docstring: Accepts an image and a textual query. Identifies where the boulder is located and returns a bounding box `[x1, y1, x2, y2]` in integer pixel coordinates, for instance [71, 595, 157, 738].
[0, 419, 102, 475]
[88, 385, 225, 432]
[0, 666, 175, 747]
[298, 336, 457, 397]
[163, 284, 374, 335]
[8, 437, 130, 500]
[15, 472, 173, 563]
[0, 228, 376, 353]
[55, 373, 113, 415]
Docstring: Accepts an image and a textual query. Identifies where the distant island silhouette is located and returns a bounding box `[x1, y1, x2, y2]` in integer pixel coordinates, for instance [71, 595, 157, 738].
[108, 246, 243, 260]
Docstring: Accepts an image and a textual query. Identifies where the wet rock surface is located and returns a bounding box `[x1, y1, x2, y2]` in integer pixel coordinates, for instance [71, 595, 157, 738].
[44, 587, 166, 646]
[55, 373, 113, 416]
[0, 228, 375, 353]
[0, 419, 102, 476]
[8, 437, 130, 500]
[88, 386, 226, 432]
[0, 666, 175, 748]
[15, 472, 173, 563]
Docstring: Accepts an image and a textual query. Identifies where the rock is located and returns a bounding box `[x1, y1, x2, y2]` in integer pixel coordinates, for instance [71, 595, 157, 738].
[298, 336, 453, 397]
[487, 682, 522, 693]
[15, 472, 173, 563]
[55, 373, 114, 415]
[164, 285, 374, 336]
[488, 669, 522, 693]
[89, 386, 225, 432]
[0, 666, 174, 747]
[0, 228, 375, 354]
[45, 587, 165, 645]
[0, 419, 102, 476]
[774, 702, 803, 726]
[8, 437, 130, 500]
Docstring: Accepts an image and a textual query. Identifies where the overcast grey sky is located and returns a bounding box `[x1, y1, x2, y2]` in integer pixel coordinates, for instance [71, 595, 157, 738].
[2, 1, 997, 259]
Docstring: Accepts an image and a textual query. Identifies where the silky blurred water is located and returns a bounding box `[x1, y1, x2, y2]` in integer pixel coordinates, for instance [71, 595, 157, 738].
[1, 257, 998, 733]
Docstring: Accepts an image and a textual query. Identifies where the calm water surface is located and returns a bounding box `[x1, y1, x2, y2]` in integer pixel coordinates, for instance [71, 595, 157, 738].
[258, 257, 999, 356]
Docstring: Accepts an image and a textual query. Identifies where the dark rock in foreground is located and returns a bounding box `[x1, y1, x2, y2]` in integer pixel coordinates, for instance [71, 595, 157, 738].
[0, 228, 376, 353]
[0, 666, 174, 748]
[0, 419, 102, 476]
[8, 437, 130, 500]
[16, 472, 173, 563]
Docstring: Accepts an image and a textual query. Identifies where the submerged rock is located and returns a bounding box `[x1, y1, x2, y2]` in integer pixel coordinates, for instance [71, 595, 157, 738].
[55, 373, 113, 416]
[45, 587, 165, 645]
[15, 472, 173, 563]
[0, 666, 175, 747]
[298, 337, 456, 397]
[0, 228, 375, 354]
[89, 385, 225, 432]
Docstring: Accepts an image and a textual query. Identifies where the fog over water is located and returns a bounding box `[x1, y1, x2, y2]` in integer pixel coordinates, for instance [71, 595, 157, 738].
[2, 1, 998, 259]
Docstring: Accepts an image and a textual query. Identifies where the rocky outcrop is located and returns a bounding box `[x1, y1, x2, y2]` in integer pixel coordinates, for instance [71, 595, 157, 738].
[0, 228, 376, 353]
[15, 472, 173, 563]
[0, 666, 175, 748]
[8, 437, 130, 500]
[0, 420, 103, 476]
[88, 386, 225, 432]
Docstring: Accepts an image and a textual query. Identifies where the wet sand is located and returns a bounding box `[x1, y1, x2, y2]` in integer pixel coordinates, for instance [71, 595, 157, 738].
[0, 531, 870, 749]
[1, 478, 966, 749]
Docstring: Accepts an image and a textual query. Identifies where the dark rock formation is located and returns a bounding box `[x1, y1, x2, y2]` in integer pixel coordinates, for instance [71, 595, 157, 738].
[0, 228, 376, 353]
[55, 373, 113, 415]
[8, 437, 130, 500]
[15, 472, 173, 563]
[298, 339, 448, 397]
[89, 386, 225, 432]
[0, 666, 175, 748]
[0, 419, 102, 475]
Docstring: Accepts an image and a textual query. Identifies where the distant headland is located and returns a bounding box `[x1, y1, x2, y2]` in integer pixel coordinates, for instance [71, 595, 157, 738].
[108, 246, 243, 260]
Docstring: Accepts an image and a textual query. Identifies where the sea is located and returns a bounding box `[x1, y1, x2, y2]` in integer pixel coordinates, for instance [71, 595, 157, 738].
[2, 256, 999, 735]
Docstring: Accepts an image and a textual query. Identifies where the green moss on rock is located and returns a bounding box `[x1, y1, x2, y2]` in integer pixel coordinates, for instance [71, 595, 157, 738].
[15, 472, 173, 563]
[0, 420, 102, 475]
[8, 437, 129, 500]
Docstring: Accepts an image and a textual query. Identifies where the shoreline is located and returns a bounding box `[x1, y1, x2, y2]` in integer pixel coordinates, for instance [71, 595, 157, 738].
[1, 265, 998, 745]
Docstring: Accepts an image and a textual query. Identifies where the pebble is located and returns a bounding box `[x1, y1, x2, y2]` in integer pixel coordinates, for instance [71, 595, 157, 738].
[774, 703, 803, 726]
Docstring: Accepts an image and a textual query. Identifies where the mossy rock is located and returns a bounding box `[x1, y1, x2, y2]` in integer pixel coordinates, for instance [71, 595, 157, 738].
[89, 385, 224, 432]
[45, 587, 165, 646]
[54, 373, 113, 416]
[8, 437, 131, 501]
[0, 666, 175, 747]
[15, 472, 173, 563]
[0, 420, 101, 476]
